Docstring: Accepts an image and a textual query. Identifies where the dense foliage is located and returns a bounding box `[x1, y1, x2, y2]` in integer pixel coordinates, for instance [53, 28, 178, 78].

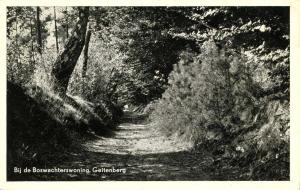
[150, 7, 289, 180]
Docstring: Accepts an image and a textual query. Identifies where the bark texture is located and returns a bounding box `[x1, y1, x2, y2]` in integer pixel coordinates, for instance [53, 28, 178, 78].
[82, 28, 92, 78]
[36, 7, 42, 55]
[54, 6, 59, 54]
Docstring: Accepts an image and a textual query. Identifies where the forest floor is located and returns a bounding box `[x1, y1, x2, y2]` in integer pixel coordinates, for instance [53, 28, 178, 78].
[26, 112, 242, 181]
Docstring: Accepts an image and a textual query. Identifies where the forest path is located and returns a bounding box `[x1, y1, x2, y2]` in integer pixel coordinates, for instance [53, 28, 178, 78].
[84, 112, 191, 155]
[45, 112, 214, 180]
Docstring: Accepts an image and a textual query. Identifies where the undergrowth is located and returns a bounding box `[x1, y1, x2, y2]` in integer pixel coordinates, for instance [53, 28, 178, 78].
[150, 41, 289, 180]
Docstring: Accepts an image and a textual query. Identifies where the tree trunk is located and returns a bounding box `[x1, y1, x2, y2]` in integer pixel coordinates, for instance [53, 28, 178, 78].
[82, 27, 91, 78]
[51, 7, 89, 95]
[15, 9, 19, 65]
[54, 6, 59, 54]
[29, 17, 35, 64]
[36, 6, 42, 55]
[65, 7, 69, 39]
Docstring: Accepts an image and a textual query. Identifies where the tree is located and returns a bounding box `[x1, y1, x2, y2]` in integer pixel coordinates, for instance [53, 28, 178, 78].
[53, 6, 59, 54]
[7, 7, 34, 83]
[36, 6, 42, 55]
[51, 7, 89, 95]
[176, 7, 289, 99]
[29, 16, 35, 64]
[65, 7, 69, 39]
[90, 7, 198, 105]
[82, 25, 92, 78]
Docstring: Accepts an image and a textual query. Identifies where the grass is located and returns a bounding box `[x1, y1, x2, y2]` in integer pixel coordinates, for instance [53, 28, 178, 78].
[7, 81, 122, 180]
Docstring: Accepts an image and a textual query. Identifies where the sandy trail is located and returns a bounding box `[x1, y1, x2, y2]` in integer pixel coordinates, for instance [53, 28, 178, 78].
[30, 113, 213, 180]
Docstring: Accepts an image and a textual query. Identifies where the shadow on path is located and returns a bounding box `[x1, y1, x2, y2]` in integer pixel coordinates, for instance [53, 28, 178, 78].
[39, 150, 213, 181]
[18, 112, 220, 181]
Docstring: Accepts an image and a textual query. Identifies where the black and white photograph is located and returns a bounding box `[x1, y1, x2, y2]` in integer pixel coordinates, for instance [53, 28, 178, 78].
[4, 5, 294, 183]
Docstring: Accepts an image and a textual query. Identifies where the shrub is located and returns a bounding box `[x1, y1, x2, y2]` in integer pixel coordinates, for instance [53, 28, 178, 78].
[151, 40, 253, 141]
[150, 40, 289, 179]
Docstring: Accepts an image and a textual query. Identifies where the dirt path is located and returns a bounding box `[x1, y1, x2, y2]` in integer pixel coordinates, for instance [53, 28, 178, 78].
[31, 113, 215, 180]
[84, 121, 191, 155]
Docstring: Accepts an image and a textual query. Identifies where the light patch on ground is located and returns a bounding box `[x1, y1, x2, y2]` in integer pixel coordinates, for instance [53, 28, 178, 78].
[83, 122, 192, 155]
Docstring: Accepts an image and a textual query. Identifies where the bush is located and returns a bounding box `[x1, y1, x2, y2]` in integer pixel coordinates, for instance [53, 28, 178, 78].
[150, 40, 289, 179]
[151, 40, 252, 141]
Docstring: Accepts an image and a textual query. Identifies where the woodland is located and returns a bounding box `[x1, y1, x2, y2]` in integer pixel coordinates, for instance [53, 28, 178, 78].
[7, 6, 289, 180]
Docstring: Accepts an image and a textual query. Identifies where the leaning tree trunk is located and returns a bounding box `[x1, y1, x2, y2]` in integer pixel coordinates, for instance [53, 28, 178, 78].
[51, 7, 89, 95]
[82, 27, 92, 78]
